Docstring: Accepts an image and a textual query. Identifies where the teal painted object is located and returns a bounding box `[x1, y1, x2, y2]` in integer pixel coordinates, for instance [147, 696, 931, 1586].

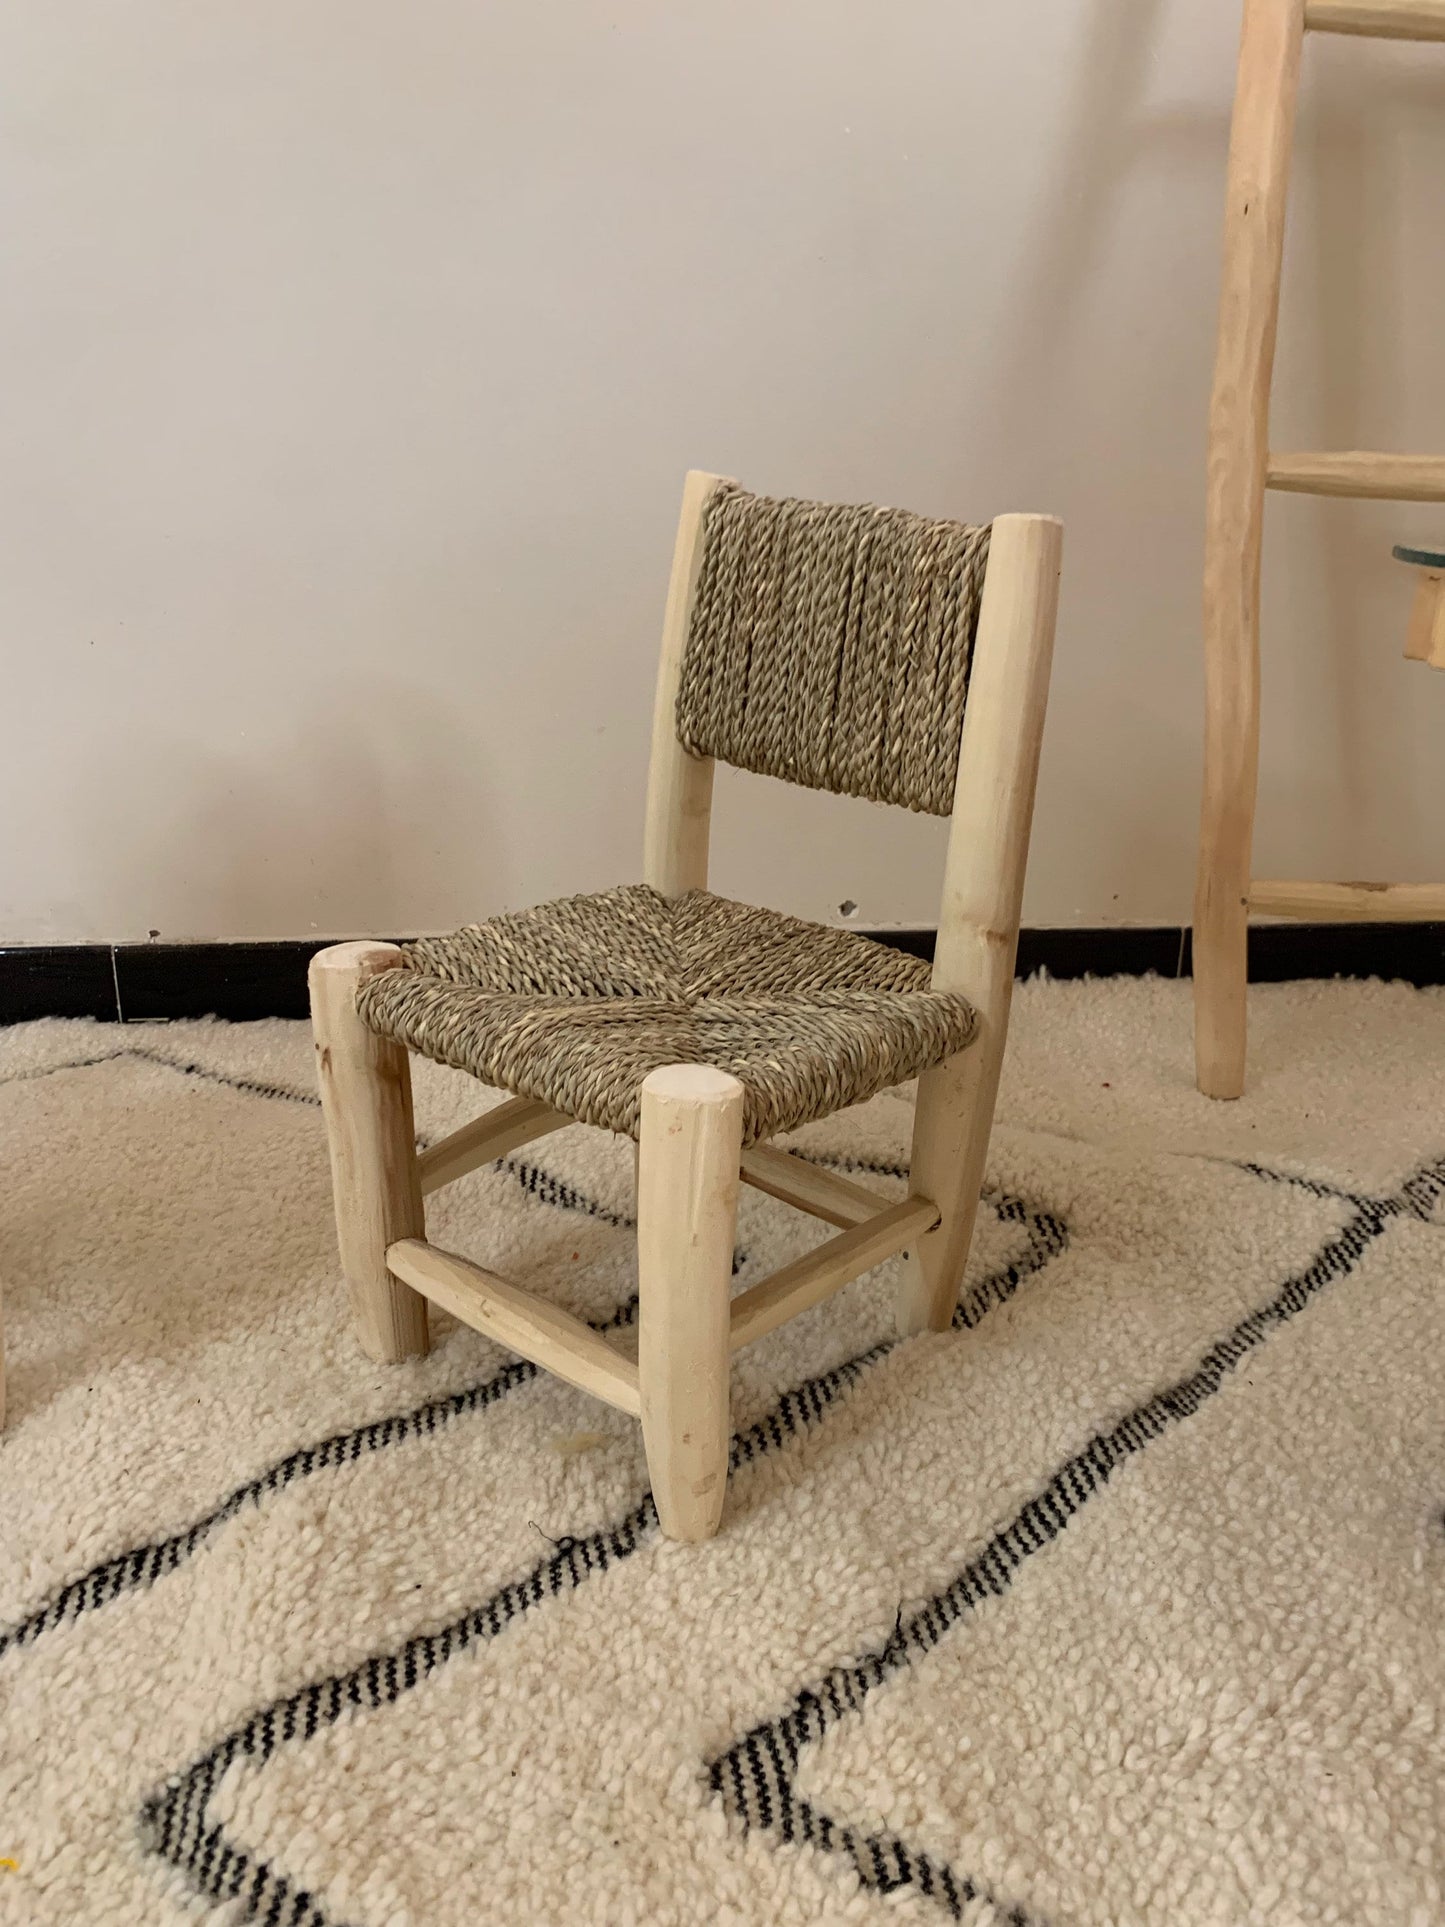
[1393, 543, 1445, 569]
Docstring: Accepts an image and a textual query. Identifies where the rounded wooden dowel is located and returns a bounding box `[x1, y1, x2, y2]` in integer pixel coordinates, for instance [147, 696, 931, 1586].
[637, 1064, 744, 1543]
[1250, 879, 1445, 921]
[1267, 453, 1445, 501]
[308, 942, 429, 1363]
[1305, 0, 1445, 42]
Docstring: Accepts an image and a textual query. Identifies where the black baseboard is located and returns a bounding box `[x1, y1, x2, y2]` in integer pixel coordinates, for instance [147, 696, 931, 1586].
[879, 926, 1191, 979]
[871, 922, 1445, 986]
[0, 942, 339, 1025]
[3, 923, 1444, 1027]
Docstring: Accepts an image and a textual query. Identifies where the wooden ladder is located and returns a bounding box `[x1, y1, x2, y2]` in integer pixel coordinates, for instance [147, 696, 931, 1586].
[1194, 0, 1445, 1098]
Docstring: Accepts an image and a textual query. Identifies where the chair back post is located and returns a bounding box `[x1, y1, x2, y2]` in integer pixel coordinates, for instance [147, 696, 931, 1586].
[898, 513, 1062, 1336]
[933, 512, 1063, 1016]
[643, 470, 728, 896]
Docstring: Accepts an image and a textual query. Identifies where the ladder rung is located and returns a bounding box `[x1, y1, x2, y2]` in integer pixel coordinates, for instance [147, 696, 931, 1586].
[1306, 0, 1445, 38]
[1266, 452, 1445, 502]
[1251, 880, 1445, 922]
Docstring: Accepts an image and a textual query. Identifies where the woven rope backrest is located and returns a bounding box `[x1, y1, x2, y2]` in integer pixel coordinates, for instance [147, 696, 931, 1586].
[674, 482, 992, 815]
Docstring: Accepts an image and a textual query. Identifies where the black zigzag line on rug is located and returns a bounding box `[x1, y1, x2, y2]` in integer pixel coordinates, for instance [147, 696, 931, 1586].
[0, 1046, 1051, 1662]
[0, 1051, 651, 1660]
[817, 1134, 1445, 1232]
[0, 1043, 323, 1108]
[494, 1152, 633, 1232]
[0, 1180, 1056, 1663]
[135, 1340, 904, 1927]
[1239, 1157, 1445, 1221]
[704, 1148, 1445, 1925]
[0, 1044, 640, 1236]
[0, 1357, 504, 1656]
[133, 1197, 1071, 1927]
[954, 1193, 1068, 1330]
[0, 1320, 620, 1664]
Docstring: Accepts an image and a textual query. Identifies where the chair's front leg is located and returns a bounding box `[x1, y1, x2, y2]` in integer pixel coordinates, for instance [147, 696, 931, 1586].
[897, 1035, 1002, 1336]
[637, 1065, 744, 1543]
[308, 943, 429, 1363]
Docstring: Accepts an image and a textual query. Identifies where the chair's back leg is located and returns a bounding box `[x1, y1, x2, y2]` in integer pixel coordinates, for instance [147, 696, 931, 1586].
[637, 1065, 744, 1542]
[898, 513, 1062, 1336]
[309, 943, 430, 1362]
[1194, 0, 1306, 1099]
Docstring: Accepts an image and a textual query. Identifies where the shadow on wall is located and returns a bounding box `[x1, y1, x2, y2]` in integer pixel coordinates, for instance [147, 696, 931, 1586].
[955, 0, 1226, 922]
[68, 677, 499, 943]
[966, 0, 1173, 473]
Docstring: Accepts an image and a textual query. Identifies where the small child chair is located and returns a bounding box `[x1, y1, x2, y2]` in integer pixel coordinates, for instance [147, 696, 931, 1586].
[309, 473, 1061, 1542]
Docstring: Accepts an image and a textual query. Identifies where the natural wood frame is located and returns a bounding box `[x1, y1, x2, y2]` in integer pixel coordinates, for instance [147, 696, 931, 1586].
[1194, 0, 1445, 1099]
[308, 473, 1061, 1538]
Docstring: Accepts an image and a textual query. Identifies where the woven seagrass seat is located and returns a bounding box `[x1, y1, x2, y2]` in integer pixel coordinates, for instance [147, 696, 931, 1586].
[356, 884, 977, 1144]
[309, 469, 1061, 1544]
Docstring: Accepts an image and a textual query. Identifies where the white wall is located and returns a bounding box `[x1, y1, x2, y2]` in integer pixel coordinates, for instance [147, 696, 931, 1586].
[2, 3, 1442, 944]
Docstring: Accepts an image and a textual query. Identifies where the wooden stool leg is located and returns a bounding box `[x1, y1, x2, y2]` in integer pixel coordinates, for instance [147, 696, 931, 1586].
[637, 1065, 744, 1543]
[308, 942, 429, 1363]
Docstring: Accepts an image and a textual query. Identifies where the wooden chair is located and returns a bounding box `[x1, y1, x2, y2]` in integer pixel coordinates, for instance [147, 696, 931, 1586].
[309, 473, 1061, 1541]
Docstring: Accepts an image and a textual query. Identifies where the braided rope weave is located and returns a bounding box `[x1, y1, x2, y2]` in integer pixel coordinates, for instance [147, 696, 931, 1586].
[677, 483, 992, 815]
[357, 886, 976, 1144]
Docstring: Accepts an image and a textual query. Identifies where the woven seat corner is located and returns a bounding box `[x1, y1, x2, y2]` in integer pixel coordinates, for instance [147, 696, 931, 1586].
[355, 885, 977, 1144]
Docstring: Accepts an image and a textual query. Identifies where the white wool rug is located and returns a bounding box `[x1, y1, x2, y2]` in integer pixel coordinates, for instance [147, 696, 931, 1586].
[1, 977, 1443, 1927]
